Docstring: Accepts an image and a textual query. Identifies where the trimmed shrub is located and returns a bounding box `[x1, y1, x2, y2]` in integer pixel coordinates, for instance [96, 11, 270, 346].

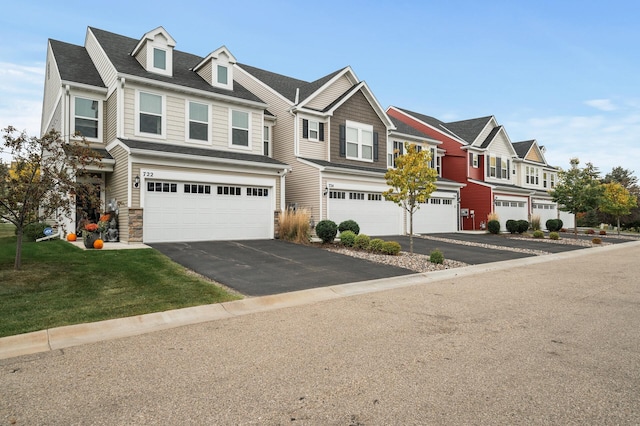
[354, 233, 371, 250]
[315, 220, 337, 243]
[340, 230, 356, 247]
[533, 230, 544, 238]
[429, 249, 444, 264]
[21, 222, 49, 242]
[381, 241, 401, 255]
[530, 215, 541, 231]
[592, 237, 602, 244]
[517, 220, 530, 234]
[487, 219, 501, 234]
[599, 230, 607, 235]
[338, 219, 360, 235]
[506, 219, 518, 234]
[369, 238, 385, 253]
[546, 219, 563, 232]
[549, 232, 560, 240]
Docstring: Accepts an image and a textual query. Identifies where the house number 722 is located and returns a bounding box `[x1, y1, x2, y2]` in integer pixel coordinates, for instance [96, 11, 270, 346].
[143, 172, 154, 177]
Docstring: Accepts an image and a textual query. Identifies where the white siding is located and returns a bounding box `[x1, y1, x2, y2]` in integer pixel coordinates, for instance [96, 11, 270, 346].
[85, 29, 118, 89]
[41, 44, 62, 135]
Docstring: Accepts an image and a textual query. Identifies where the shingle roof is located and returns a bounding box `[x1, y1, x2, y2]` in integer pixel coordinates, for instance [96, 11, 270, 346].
[512, 140, 535, 159]
[441, 116, 493, 144]
[118, 139, 288, 166]
[479, 125, 502, 149]
[87, 27, 264, 104]
[389, 116, 433, 140]
[49, 39, 105, 87]
[391, 107, 463, 142]
[237, 62, 347, 103]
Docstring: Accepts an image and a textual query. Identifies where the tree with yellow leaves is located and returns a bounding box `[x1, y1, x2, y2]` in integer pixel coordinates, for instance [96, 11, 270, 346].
[383, 142, 438, 253]
[599, 182, 637, 235]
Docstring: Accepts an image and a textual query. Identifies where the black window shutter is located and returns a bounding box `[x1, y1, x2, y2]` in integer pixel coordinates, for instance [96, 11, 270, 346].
[339, 124, 346, 157]
[373, 132, 379, 161]
[487, 155, 490, 171]
[302, 119, 308, 139]
[496, 157, 502, 178]
[469, 153, 473, 166]
[319, 123, 324, 141]
[507, 160, 510, 180]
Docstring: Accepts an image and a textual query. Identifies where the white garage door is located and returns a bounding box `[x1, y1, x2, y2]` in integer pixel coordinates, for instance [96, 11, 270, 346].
[144, 181, 272, 243]
[413, 196, 457, 234]
[532, 202, 557, 229]
[327, 190, 402, 236]
[495, 198, 528, 230]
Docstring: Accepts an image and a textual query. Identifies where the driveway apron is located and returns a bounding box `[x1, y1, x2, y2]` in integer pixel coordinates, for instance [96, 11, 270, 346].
[151, 239, 414, 296]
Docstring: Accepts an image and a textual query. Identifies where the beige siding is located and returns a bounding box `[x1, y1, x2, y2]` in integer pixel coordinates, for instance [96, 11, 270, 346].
[48, 99, 62, 133]
[286, 160, 321, 219]
[85, 29, 118, 88]
[41, 44, 62, 135]
[166, 94, 184, 141]
[106, 145, 130, 241]
[298, 117, 327, 159]
[134, 46, 146, 70]
[526, 148, 543, 162]
[305, 74, 353, 111]
[105, 90, 117, 143]
[196, 61, 212, 85]
[250, 110, 263, 156]
[211, 104, 228, 147]
[489, 133, 513, 158]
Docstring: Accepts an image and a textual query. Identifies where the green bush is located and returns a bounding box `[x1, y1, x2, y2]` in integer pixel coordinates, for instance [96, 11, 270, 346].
[549, 232, 560, 240]
[315, 220, 337, 243]
[354, 233, 371, 250]
[517, 220, 530, 234]
[20, 222, 50, 242]
[533, 230, 544, 238]
[369, 238, 385, 253]
[338, 220, 360, 235]
[381, 241, 401, 255]
[546, 219, 564, 232]
[487, 219, 501, 234]
[592, 237, 602, 244]
[506, 220, 518, 234]
[340, 230, 356, 247]
[429, 249, 444, 264]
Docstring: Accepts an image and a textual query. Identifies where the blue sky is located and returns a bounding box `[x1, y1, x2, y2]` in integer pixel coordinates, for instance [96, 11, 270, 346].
[1, 0, 639, 177]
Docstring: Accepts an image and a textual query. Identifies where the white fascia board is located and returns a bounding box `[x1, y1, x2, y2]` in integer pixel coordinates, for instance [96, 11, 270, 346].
[297, 66, 354, 109]
[234, 65, 295, 106]
[120, 73, 268, 109]
[61, 81, 108, 95]
[388, 130, 442, 146]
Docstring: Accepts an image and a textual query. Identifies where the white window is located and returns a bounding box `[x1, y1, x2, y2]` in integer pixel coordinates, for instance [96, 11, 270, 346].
[263, 125, 271, 156]
[217, 65, 228, 85]
[230, 109, 250, 148]
[187, 101, 209, 142]
[501, 157, 508, 178]
[309, 120, 319, 140]
[388, 140, 404, 168]
[550, 174, 556, 188]
[489, 156, 497, 177]
[543, 172, 548, 188]
[137, 91, 164, 137]
[472, 153, 478, 168]
[346, 120, 373, 162]
[73, 97, 100, 140]
[153, 48, 166, 70]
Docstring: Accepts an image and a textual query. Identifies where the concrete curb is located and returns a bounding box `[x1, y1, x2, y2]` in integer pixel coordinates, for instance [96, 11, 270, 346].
[2, 240, 639, 361]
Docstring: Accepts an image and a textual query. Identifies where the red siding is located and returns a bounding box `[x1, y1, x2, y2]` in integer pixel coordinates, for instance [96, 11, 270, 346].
[468, 154, 484, 180]
[460, 182, 492, 231]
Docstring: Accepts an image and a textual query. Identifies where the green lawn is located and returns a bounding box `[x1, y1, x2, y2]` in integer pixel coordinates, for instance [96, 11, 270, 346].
[0, 223, 241, 337]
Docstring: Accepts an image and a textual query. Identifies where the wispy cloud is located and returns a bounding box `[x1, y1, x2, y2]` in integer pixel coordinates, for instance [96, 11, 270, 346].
[584, 98, 617, 112]
[0, 61, 44, 134]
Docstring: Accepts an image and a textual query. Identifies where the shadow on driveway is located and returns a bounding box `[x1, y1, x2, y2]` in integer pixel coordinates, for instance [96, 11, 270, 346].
[151, 239, 415, 297]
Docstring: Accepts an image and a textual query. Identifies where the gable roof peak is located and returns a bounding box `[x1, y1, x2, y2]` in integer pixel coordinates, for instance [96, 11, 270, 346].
[130, 26, 176, 56]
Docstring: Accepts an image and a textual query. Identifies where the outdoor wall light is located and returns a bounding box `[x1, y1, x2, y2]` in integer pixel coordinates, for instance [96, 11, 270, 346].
[133, 175, 140, 189]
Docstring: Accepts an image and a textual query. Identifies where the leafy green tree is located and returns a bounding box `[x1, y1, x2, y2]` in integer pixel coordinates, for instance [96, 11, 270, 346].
[383, 143, 438, 253]
[600, 167, 640, 230]
[599, 182, 637, 235]
[549, 158, 602, 237]
[1, 127, 102, 270]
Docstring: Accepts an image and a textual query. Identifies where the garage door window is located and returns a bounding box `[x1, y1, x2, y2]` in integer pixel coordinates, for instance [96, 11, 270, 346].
[349, 192, 365, 200]
[184, 184, 211, 194]
[218, 186, 241, 195]
[147, 181, 177, 193]
[329, 191, 345, 199]
[247, 187, 269, 197]
[368, 194, 382, 201]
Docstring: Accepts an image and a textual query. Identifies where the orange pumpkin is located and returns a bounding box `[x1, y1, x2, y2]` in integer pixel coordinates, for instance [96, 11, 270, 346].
[93, 239, 104, 250]
[67, 233, 77, 242]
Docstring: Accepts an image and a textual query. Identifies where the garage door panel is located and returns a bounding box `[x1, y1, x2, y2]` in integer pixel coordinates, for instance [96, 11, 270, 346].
[328, 190, 401, 236]
[413, 198, 457, 234]
[144, 181, 272, 243]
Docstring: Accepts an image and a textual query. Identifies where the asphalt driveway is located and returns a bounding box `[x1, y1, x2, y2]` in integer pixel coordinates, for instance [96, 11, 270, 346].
[151, 239, 415, 296]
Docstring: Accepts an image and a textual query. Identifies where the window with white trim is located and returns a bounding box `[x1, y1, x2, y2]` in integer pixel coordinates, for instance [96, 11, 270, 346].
[230, 110, 250, 147]
[187, 101, 209, 142]
[550, 174, 556, 188]
[73, 97, 100, 140]
[388, 140, 404, 168]
[346, 120, 373, 161]
[489, 156, 497, 177]
[329, 191, 345, 199]
[472, 153, 478, 168]
[501, 158, 508, 178]
[153, 48, 166, 70]
[217, 65, 228, 85]
[543, 172, 548, 188]
[263, 125, 271, 156]
[138, 91, 164, 136]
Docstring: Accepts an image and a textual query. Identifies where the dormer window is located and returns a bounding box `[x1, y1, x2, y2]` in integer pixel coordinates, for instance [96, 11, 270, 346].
[194, 46, 236, 90]
[131, 27, 176, 77]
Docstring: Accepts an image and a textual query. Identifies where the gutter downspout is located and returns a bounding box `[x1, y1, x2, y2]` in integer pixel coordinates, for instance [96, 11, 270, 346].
[64, 84, 71, 143]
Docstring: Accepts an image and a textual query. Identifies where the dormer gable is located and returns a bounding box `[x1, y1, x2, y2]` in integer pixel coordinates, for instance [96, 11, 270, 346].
[193, 46, 236, 90]
[130, 26, 176, 77]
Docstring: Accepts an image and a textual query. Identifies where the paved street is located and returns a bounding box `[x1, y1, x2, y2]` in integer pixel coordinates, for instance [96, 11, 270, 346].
[2, 242, 639, 424]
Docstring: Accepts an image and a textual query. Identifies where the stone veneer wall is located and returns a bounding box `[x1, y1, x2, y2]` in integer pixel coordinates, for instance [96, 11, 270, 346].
[128, 208, 143, 242]
[274, 210, 281, 239]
